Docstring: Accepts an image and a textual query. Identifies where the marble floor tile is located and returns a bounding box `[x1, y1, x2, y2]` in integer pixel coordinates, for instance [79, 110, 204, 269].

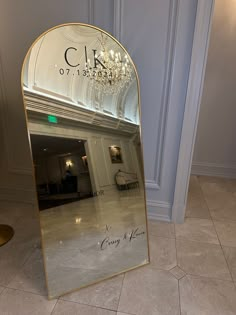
[214, 220, 236, 247]
[209, 201, 236, 221]
[52, 300, 116, 315]
[118, 267, 180, 315]
[117, 313, 133, 315]
[0, 201, 37, 225]
[7, 248, 47, 296]
[40, 189, 149, 298]
[185, 176, 211, 219]
[0, 288, 56, 315]
[200, 181, 236, 211]
[149, 236, 177, 270]
[179, 275, 236, 315]
[148, 220, 175, 238]
[176, 239, 231, 280]
[198, 176, 236, 221]
[0, 286, 4, 294]
[198, 176, 236, 193]
[169, 266, 186, 280]
[175, 218, 219, 244]
[222, 246, 236, 281]
[60, 274, 124, 310]
[0, 220, 40, 286]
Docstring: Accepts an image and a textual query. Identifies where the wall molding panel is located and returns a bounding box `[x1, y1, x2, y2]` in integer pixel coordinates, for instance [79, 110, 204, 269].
[88, 0, 95, 25]
[146, 0, 179, 191]
[113, 0, 123, 41]
[147, 200, 171, 222]
[114, 0, 180, 193]
[172, 0, 214, 223]
[192, 161, 236, 179]
[0, 56, 32, 176]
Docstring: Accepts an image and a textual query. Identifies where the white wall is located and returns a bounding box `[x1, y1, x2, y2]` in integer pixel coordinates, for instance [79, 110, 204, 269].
[192, 0, 236, 178]
[119, 0, 197, 220]
[0, 0, 198, 221]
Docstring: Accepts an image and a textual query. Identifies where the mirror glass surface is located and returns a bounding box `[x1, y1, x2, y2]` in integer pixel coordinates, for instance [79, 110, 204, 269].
[22, 23, 149, 299]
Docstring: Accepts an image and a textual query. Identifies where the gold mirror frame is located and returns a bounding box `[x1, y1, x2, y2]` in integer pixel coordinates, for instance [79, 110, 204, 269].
[21, 23, 150, 299]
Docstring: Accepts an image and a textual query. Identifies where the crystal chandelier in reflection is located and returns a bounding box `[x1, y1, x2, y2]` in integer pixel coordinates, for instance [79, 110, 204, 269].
[85, 34, 133, 94]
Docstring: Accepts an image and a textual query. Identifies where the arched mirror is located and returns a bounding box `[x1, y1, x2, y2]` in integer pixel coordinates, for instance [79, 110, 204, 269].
[22, 23, 149, 299]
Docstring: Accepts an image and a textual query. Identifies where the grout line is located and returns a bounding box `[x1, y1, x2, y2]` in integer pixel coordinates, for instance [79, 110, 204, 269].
[1, 286, 49, 298]
[174, 236, 178, 271]
[175, 238, 219, 246]
[50, 298, 59, 315]
[178, 271, 234, 284]
[60, 294, 120, 312]
[149, 235, 176, 241]
[53, 298, 118, 313]
[177, 279, 182, 315]
[0, 286, 7, 296]
[198, 177, 235, 284]
[5, 285, 48, 298]
[5, 247, 38, 288]
[149, 231, 176, 239]
[117, 272, 126, 313]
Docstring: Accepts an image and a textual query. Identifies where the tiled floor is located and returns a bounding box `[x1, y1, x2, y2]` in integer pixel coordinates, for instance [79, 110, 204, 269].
[1, 175, 236, 314]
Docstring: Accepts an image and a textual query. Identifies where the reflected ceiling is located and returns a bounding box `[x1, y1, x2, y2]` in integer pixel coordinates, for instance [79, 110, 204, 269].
[23, 25, 139, 125]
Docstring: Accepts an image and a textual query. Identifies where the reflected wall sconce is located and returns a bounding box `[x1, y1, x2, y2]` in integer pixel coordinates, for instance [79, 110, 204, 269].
[82, 155, 88, 167]
[66, 160, 73, 168]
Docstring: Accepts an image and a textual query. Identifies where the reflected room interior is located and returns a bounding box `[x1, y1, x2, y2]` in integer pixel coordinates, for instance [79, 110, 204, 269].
[30, 135, 92, 210]
[22, 24, 149, 298]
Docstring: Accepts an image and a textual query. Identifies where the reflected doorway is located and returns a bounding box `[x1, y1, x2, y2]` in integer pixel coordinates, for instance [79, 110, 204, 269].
[30, 134, 93, 210]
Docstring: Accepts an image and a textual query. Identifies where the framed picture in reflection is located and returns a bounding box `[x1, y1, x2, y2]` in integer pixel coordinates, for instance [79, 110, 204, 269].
[109, 146, 123, 163]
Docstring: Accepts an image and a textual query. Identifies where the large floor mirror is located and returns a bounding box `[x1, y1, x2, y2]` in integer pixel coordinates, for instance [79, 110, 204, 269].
[21, 23, 149, 299]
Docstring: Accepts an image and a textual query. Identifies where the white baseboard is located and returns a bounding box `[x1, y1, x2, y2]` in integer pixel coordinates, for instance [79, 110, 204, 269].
[146, 200, 171, 222]
[0, 187, 36, 204]
[192, 162, 236, 179]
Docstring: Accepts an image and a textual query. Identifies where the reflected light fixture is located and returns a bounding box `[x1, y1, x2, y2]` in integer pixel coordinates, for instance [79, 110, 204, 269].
[85, 33, 133, 94]
[66, 160, 73, 167]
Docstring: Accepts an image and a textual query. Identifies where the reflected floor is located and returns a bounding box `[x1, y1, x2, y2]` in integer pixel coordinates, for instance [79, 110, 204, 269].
[39, 188, 149, 298]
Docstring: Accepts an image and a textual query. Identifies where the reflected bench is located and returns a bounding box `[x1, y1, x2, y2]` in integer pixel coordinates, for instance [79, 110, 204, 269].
[115, 170, 139, 190]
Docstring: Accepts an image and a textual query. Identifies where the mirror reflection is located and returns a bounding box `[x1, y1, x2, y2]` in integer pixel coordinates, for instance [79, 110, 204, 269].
[22, 23, 149, 299]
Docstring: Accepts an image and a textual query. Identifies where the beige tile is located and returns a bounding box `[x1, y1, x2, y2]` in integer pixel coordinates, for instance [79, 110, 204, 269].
[198, 176, 236, 193]
[60, 274, 124, 310]
[175, 218, 219, 244]
[52, 300, 116, 315]
[169, 266, 186, 280]
[200, 179, 236, 215]
[199, 177, 236, 221]
[118, 267, 180, 315]
[223, 246, 236, 281]
[204, 191, 234, 210]
[0, 288, 56, 315]
[176, 239, 231, 280]
[7, 249, 47, 295]
[185, 176, 211, 219]
[0, 286, 4, 294]
[209, 200, 236, 221]
[188, 176, 204, 194]
[39, 188, 149, 298]
[148, 220, 175, 238]
[180, 275, 236, 315]
[0, 202, 38, 225]
[185, 202, 211, 219]
[149, 236, 177, 270]
[214, 221, 236, 247]
[0, 219, 40, 286]
[117, 313, 132, 315]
